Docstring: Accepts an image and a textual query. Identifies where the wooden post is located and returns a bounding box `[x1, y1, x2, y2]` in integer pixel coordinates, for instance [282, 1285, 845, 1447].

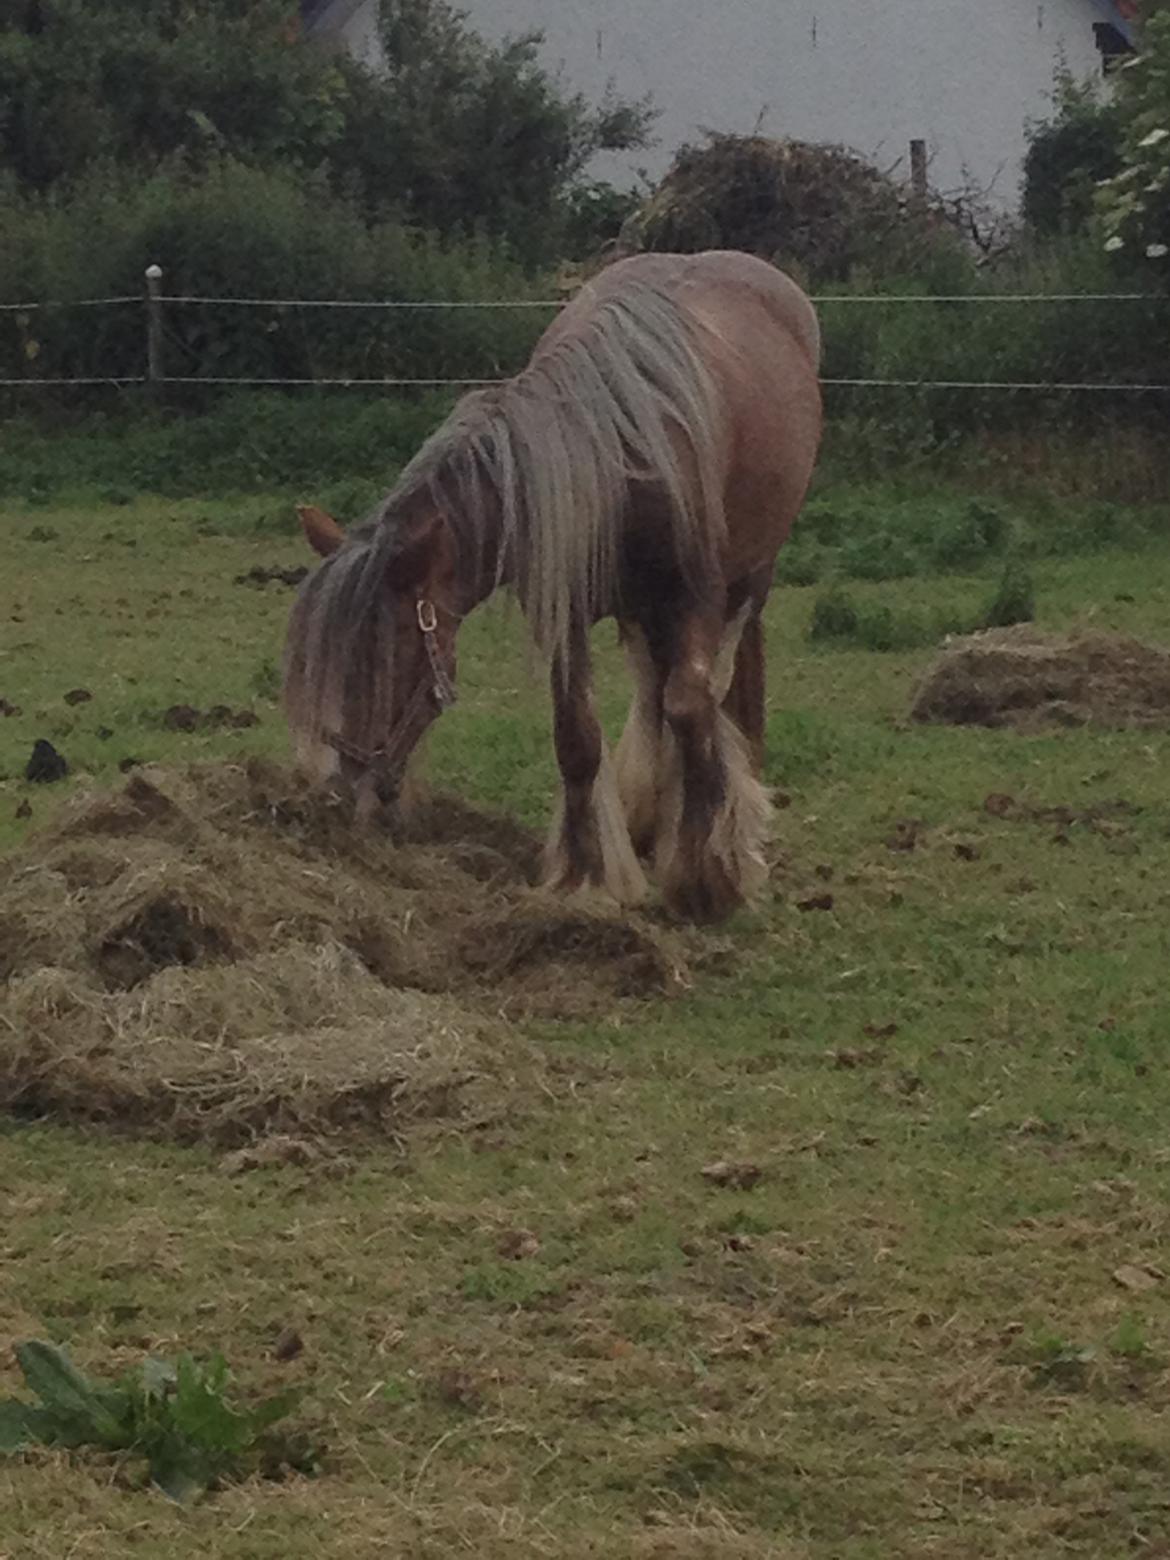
[145, 264, 164, 390]
[909, 140, 928, 204]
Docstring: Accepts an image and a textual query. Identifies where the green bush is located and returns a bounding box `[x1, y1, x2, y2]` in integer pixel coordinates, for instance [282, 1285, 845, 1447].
[1023, 77, 1123, 236]
[0, 0, 649, 271]
[928, 500, 1010, 570]
[808, 587, 860, 642]
[979, 563, 1036, 628]
[0, 160, 550, 393]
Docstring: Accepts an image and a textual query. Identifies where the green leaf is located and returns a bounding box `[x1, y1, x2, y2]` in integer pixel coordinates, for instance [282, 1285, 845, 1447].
[14, 1342, 129, 1446]
[169, 1355, 250, 1456]
[0, 1400, 56, 1452]
[147, 1433, 215, 1504]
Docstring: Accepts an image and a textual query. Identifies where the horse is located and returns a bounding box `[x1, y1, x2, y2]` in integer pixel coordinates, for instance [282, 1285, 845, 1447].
[283, 249, 822, 922]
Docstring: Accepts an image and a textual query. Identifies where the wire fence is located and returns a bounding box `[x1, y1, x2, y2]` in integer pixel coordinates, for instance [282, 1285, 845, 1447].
[1, 274, 1168, 394]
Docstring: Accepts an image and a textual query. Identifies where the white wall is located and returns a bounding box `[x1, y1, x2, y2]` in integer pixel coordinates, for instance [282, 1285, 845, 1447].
[335, 0, 1111, 206]
[333, 1, 383, 68]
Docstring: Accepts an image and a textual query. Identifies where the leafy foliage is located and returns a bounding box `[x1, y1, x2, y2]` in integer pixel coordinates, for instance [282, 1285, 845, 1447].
[334, 0, 652, 262]
[1098, 8, 1170, 268]
[806, 562, 1036, 653]
[0, 1340, 304, 1502]
[0, 0, 346, 189]
[0, 159, 547, 388]
[1023, 73, 1123, 236]
[0, 0, 649, 267]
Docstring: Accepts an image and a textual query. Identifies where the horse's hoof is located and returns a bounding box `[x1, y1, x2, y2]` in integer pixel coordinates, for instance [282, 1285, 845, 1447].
[543, 874, 644, 910]
[661, 865, 744, 924]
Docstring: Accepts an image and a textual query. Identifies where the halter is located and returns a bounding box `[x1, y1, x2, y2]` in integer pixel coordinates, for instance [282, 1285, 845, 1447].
[324, 597, 457, 784]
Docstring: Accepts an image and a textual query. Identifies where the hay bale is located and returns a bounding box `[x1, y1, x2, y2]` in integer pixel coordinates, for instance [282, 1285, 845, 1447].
[910, 626, 1170, 729]
[0, 760, 701, 1142]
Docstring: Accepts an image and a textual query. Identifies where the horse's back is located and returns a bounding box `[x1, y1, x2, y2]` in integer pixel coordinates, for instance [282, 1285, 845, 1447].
[571, 250, 820, 371]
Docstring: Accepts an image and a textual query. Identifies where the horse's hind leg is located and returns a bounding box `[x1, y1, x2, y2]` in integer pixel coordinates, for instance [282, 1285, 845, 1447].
[720, 607, 767, 775]
[658, 606, 771, 922]
[543, 638, 647, 906]
[615, 624, 663, 858]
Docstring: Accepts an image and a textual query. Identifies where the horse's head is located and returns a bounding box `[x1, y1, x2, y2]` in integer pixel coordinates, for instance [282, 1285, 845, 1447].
[284, 502, 459, 815]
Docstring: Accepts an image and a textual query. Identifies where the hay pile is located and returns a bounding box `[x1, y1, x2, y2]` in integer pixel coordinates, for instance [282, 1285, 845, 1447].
[0, 762, 700, 1145]
[910, 625, 1170, 730]
[617, 133, 956, 284]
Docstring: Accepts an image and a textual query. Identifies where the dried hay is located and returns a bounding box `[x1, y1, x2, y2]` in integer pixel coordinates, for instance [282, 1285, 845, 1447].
[617, 132, 957, 284]
[0, 761, 702, 1144]
[910, 625, 1170, 730]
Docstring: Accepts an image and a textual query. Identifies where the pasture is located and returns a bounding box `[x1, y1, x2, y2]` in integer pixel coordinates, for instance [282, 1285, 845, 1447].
[2, 483, 1170, 1558]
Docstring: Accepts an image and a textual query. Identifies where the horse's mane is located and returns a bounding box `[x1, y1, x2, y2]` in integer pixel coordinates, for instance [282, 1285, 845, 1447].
[285, 276, 726, 756]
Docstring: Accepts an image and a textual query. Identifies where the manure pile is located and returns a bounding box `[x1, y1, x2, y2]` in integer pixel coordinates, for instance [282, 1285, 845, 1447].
[911, 626, 1170, 730]
[0, 762, 702, 1146]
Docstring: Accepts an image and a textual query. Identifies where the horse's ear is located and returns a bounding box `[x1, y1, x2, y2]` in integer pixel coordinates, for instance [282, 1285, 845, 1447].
[297, 503, 346, 558]
[390, 511, 454, 590]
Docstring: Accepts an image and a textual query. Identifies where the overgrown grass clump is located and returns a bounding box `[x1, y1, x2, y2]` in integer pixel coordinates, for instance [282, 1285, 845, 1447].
[807, 562, 1036, 652]
[778, 486, 1170, 590]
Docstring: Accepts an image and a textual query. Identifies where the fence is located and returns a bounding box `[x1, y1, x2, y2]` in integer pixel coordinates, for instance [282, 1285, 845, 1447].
[1, 266, 1169, 395]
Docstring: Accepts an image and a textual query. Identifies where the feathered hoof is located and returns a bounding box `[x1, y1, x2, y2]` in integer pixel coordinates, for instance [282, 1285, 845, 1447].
[541, 853, 647, 909]
[660, 857, 746, 924]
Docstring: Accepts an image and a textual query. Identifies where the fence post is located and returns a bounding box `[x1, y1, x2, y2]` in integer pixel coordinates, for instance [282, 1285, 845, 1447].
[144, 264, 164, 390]
[909, 140, 928, 205]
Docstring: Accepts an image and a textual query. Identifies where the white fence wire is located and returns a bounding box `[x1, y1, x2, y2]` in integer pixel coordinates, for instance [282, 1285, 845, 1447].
[1, 280, 1168, 393]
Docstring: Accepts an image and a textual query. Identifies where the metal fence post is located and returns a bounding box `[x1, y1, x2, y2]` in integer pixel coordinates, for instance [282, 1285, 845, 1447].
[145, 264, 164, 390]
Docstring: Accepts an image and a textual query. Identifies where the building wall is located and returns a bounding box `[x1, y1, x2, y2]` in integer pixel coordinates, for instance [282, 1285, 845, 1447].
[325, 0, 1112, 205]
[332, 0, 383, 67]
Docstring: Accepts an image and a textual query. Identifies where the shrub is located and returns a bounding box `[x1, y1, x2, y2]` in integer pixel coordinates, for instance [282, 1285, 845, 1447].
[928, 500, 1010, 570]
[1023, 76, 1123, 236]
[979, 563, 1036, 628]
[1098, 9, 1170, 270]
[0, 160, 549, 393]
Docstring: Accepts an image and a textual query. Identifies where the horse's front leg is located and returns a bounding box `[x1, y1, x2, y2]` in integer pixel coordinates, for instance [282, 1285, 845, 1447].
[543, 640, 647, 906]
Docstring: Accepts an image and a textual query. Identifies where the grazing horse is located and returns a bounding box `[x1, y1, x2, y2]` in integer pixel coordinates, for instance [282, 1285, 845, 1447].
[284, 250, 822, 922]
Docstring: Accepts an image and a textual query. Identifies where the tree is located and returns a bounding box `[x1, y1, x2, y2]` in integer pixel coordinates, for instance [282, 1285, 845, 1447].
[1022, 73, 1123, 236]
[0, 1, 348, 190]
[1097, 5, 1170, 268]
[0, 0, 651, 266]
[328, 0, 652, 261]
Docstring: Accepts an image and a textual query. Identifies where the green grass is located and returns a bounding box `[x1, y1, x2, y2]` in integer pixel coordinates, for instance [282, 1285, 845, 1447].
[2, 490, 1170, 1556]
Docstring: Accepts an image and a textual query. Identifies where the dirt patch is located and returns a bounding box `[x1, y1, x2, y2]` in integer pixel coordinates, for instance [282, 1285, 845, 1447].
[160, 704, 260, 732]
[0, 761, 705, 1144]
[910, 626, 1170, 730]
[234, 564, 310, 589]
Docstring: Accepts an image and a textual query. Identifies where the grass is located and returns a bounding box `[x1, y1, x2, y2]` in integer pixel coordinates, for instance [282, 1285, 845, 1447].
[2, 486, 1170, 1556]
